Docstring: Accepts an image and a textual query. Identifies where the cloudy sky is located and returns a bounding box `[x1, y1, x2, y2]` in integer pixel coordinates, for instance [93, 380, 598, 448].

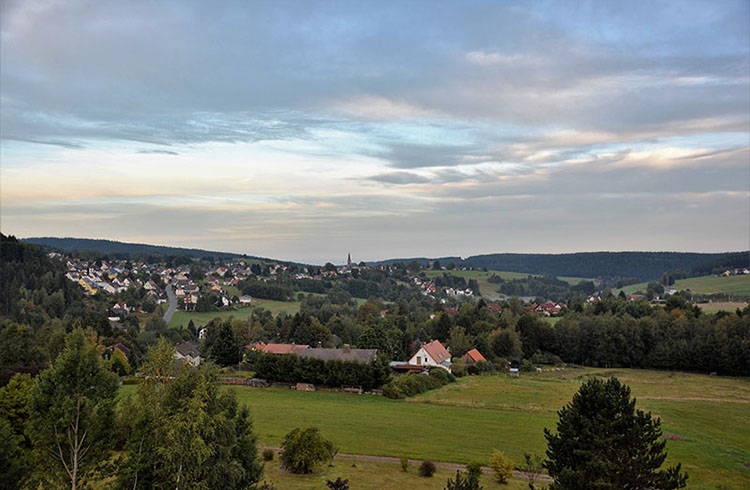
[1, 0, 748, 263]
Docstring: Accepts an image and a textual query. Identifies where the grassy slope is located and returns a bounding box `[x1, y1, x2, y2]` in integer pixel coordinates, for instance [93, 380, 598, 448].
[617, 274, 750, 296]
[168, 299, 301, 328]
[120, 367, 749, 488]
[422, 269, 587, 300]
[261, 456, 528, 490]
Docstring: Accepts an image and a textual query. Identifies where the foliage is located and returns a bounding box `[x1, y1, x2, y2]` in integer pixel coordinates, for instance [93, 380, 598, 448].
[27, 329, 119, 489]
[444, 469, 483, 490]
[518, 453, 545, 489]
[280, 427, 337, 474]
[419, 460, 436, 477]
[326, 477, 350, 490]
[489, 450, 513, 484]
[544, 377, 688, 489]
[465, 461, 483, 483]
[253, 351, 389, 391]
[382, 372, 450, 399]
[262, 448, 275, 461]
[109, 348, 132, 375]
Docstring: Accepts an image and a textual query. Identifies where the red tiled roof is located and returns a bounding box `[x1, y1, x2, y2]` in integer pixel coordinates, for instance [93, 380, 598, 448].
[423, 340, 451, 363]
[464, 348, 486, 363]
[262, 343, 310, 354]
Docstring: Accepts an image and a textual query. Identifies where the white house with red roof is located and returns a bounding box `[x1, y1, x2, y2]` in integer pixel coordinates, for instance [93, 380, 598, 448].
[408, 340, 452, 372]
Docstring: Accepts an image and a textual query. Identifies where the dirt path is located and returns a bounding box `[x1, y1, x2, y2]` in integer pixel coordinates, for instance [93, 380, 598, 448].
[260, 446, 553, 482]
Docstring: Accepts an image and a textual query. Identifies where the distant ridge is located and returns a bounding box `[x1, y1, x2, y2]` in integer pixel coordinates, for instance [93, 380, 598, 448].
[374, 251, 749, 281]
[22, 237, 275, 262]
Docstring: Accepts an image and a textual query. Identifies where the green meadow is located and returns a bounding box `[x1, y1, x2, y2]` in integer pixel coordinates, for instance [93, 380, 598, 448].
[123, 367, 750, 489]
[168, 299, 302, 328]
[422, 269, 587, 300]
[617, 274, 750, 297]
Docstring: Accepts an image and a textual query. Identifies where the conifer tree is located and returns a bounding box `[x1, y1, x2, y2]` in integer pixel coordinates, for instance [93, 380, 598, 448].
[544, 377, 688, 489]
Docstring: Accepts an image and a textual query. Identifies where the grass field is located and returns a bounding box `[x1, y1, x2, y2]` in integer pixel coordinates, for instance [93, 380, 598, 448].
[259, 455, 529, 490]
[122, 367, 750, 489]
[699, 301, 749, 313]
[168, 299, 301, 328]
[422, 269, 587, 300]
[617, 274, 750, 297]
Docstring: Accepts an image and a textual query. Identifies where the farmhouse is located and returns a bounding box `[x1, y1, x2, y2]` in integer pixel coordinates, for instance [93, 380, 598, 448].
[252, 342, 310, 354]
[408, 340, 452, 372]
[462, 348, 487, 367]
[174, 342, 201, 366]
[295, 346, 378, 364]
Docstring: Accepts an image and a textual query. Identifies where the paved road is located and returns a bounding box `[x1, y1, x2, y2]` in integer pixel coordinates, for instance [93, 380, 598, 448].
[260, 446, 552, 482]
[163, 282, 177, 324]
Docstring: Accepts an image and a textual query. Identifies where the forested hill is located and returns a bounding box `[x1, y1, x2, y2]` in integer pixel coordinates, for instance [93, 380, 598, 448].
[23, 237, 264, 261]
[376, 251, 748, 281]
[463, 252, 748, 281]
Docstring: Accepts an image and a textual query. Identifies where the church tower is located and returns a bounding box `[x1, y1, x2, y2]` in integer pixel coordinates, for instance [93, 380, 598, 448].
[347, 253, 352, 268]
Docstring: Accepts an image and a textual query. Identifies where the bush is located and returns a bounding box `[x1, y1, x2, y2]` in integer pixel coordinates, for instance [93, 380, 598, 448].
[419, 460, 436, 477]
[326, 477, 350, 490]
[262, 448, 274, 461]
[445, 469, 483, 490]
[400, 457, 410, 472]
[382, 373, 447, 399]
[465, 461, 483, 482]
[280, 427, 337, 474]
[120, 376, 141, 385]
[489, 450, 513, 484]
[428, 366, 456, 382]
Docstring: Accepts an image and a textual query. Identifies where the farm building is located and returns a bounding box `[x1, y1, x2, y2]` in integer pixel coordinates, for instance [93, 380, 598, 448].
[408, 340, 452, 372]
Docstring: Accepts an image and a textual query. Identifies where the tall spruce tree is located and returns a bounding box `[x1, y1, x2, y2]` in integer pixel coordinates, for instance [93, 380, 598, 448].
[544, 377, 687, 489]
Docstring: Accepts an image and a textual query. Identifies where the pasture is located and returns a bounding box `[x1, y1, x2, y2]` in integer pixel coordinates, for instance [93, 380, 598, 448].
[168, 299, 301, 328]
[618, 274, 750, 297]
[422, 269, 587, 300]
[176, 367, 749, 489]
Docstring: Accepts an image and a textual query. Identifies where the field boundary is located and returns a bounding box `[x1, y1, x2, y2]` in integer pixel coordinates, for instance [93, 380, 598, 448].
[259, 446, 553, 482]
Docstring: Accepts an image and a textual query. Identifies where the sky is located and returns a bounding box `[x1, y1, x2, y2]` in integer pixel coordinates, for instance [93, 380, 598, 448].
[1, 0, 748, 264]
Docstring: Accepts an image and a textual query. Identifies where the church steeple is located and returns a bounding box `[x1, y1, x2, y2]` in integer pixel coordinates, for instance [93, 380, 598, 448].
[347, 253, 352, 268]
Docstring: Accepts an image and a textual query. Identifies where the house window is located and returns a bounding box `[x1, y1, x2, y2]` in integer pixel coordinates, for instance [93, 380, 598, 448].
[416, 356, 421, 365]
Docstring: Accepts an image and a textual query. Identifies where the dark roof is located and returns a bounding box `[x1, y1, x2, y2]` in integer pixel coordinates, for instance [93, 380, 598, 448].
[175, 342, 201, 358]
[295, 347, 377, 364]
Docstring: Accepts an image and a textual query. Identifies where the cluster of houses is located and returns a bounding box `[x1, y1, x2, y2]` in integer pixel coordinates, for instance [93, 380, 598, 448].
[719, 268, 750, 277]
[250, 338, 488, 377]
[411, 277, 474, 300]
[63, 257, 143, 296]
[524, 301, 567, 316]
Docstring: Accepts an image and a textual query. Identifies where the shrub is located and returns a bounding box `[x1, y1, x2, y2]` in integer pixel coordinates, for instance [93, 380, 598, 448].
[262, 448, 274, 461]
[280, 427, 337, 474]
[489, 450, 513, 484]
[419, 460, 436, 477]
[326, 477, 350, 490]
[465, 461, 483, 482]
[382, 373, 447, 399]
[400, 457, 410, 472]
[445, 469, 483, 490]
[428, 366, 456, 382]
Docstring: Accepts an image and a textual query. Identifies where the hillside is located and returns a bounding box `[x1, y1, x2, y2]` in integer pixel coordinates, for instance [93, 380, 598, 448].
[23, 237, 272, 262]
[617, 274, 750, 297]
[378, 251, 748, 282]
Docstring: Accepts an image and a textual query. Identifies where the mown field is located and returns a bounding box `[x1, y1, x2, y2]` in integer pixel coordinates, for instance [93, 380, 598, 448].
[119, 367, 750, 489]
[168, 299, 301, 328]
[260, 456, 529, 490]
[422, 269, 587, 300]
[617, 274, 750, 297]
